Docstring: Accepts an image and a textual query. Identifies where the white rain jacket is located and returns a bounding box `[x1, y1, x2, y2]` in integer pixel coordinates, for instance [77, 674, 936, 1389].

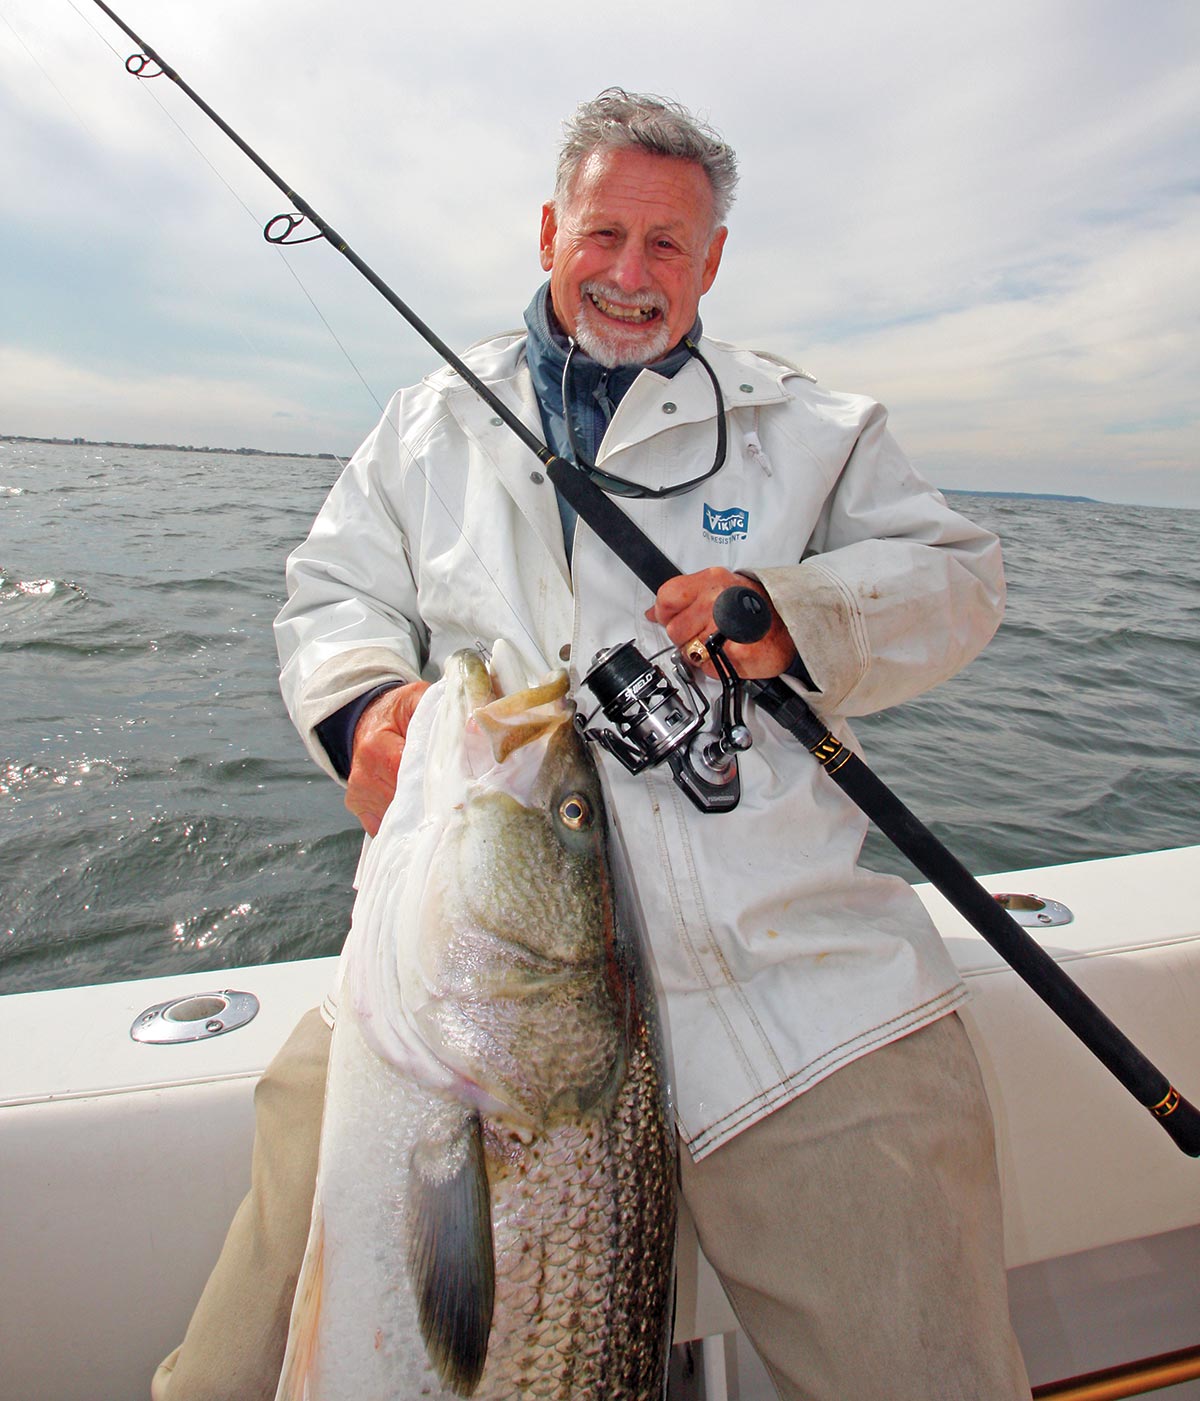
[275, 329, 1005, 1160]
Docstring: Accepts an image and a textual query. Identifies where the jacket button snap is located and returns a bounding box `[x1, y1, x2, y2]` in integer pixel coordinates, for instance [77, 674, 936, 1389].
[662, 402, 677, 414]
[558, 643, 571, 661]
[490, 416, 502, 426]
[530, 471, 544, 484]
[740, 384, 754, 393]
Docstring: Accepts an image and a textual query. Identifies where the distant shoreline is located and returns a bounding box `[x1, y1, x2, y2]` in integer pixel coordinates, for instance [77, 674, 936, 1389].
[0, 433, 345, 463]
[943, 488, 1100, 504]
[3, 434, 1106, 503]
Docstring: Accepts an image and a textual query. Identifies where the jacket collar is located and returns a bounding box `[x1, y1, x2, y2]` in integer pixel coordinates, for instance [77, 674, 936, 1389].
[430, 322, 800, 443]
[594, 336, 796, 469]
[430, 320, 804, 572]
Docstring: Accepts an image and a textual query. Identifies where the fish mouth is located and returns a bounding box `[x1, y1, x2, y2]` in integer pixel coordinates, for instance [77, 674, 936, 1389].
[473, 672, 571, 764]
[443, 651, 497, 721]
[438, 652, 574, 798]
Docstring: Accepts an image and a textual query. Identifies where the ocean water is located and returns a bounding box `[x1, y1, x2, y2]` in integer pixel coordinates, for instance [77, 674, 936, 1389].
[2, 439, 1198, 997]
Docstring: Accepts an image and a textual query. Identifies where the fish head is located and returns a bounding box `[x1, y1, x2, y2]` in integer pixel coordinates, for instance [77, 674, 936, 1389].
[413, 649, 622, 1122]
[432, 649, 609, 968]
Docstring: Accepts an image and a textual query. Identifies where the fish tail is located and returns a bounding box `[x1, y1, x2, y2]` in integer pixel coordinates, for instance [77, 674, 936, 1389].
[276, 1210, 325, 1401]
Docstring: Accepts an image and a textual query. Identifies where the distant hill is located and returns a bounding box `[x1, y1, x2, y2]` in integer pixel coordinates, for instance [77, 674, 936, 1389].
[942, 489, 1100, 504]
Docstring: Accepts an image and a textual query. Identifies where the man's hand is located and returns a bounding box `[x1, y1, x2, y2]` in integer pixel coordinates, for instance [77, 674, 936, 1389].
[345, 681, 431, 836]
[645, 567, 797, 679]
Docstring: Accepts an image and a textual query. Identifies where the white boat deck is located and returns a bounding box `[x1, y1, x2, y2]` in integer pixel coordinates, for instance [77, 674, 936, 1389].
[3, 846, 1199, 1399]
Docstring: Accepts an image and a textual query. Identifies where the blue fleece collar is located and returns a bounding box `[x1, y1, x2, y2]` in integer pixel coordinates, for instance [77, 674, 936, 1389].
[522, 284, 698, 466]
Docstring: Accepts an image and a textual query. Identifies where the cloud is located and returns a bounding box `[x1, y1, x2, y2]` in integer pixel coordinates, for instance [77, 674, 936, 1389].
[3, 0, 1197, 503]
[0, 344, 355, 453]
[777, 196, 1200, 504]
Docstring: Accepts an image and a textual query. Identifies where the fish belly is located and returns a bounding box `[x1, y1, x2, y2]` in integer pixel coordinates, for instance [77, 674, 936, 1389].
[290, 1002, 444, 1400]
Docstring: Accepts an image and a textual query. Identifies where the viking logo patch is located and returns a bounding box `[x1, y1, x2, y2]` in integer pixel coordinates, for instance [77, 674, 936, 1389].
[702, 503, 749, 543]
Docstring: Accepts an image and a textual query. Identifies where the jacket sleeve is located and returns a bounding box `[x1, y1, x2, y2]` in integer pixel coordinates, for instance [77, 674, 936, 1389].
[274, 397, 426, 782]
[747, 398, 1005, 717]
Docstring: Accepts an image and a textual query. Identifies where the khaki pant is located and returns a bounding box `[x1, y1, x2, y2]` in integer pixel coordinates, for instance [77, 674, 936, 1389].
[152, 1009, 329, 1401]
[678, 1012, 1030, 1399]
[154, 1011, 1029, 1400]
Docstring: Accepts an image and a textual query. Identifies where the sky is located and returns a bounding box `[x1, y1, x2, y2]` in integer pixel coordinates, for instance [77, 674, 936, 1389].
[2, 0, 1198, 507]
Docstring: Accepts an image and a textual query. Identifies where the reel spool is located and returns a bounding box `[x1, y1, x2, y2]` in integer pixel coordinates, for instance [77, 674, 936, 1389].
[576, 586, 771, 813]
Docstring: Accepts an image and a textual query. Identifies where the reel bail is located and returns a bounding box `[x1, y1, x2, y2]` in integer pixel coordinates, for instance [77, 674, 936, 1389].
[575, 586, 770, 814]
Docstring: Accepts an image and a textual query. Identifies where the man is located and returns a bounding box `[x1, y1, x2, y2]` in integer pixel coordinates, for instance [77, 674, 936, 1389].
[156, 90, 1030, 1399]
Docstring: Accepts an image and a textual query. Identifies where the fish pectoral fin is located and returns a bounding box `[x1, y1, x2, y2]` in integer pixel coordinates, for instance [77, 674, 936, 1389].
[408, 1110, 495, 1397]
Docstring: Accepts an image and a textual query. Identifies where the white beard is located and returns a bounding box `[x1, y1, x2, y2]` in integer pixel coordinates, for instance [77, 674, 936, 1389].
[573, 282, 672, 367]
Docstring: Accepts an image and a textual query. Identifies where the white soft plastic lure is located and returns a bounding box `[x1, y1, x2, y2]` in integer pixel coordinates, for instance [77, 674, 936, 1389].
[277, 646, 675, 1400]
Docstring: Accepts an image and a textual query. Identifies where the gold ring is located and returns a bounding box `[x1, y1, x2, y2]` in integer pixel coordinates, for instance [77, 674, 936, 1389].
[682, 636, 709, 667]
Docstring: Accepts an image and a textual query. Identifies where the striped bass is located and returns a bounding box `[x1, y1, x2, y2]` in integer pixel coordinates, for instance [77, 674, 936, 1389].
[277, 647, 676, 1399]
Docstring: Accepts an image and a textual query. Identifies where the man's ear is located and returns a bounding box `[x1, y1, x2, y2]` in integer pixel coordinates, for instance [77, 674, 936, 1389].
[701, 226, 728, 295]
[539, 202, 558, 272]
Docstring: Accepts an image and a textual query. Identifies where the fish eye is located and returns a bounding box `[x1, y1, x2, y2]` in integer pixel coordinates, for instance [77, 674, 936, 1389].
[558, 794, 592, 830]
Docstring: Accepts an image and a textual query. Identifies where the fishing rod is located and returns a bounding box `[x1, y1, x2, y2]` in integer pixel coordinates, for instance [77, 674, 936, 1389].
[87, 0, 1200, 1157]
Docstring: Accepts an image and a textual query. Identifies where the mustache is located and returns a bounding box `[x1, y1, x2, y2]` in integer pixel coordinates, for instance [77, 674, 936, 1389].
[579, 281, 668, 314]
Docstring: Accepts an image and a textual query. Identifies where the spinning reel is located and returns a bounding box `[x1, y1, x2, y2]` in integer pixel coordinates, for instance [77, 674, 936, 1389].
[575, 586, 772, 814]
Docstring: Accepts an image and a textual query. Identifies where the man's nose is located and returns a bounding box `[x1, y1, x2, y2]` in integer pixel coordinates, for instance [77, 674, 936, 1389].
[610, 243, 649, 291]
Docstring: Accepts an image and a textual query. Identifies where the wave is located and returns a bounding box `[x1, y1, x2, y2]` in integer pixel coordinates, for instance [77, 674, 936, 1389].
[1, 628, 259, 659]
[1, 757, 127, 799]
[4, 449, 1197, 998]
[0, 575, 90, 605]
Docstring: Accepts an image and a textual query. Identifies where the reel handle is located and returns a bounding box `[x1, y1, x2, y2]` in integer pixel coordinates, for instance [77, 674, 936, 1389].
[712, 586, 772, 645]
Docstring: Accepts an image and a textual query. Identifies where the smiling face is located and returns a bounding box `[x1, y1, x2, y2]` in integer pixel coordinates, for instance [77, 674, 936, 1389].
[539, 146, 728, 367]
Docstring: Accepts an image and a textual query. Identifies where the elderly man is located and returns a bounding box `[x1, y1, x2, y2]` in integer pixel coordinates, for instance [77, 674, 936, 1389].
[155, 90, 1030, 1400]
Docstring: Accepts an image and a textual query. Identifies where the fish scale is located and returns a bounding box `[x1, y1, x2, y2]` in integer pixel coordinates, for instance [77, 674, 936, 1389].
[480, 1042, 674, 1399]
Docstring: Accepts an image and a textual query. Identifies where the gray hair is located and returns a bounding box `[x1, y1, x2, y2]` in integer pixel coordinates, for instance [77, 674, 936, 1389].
[554, 88, 739, 228]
